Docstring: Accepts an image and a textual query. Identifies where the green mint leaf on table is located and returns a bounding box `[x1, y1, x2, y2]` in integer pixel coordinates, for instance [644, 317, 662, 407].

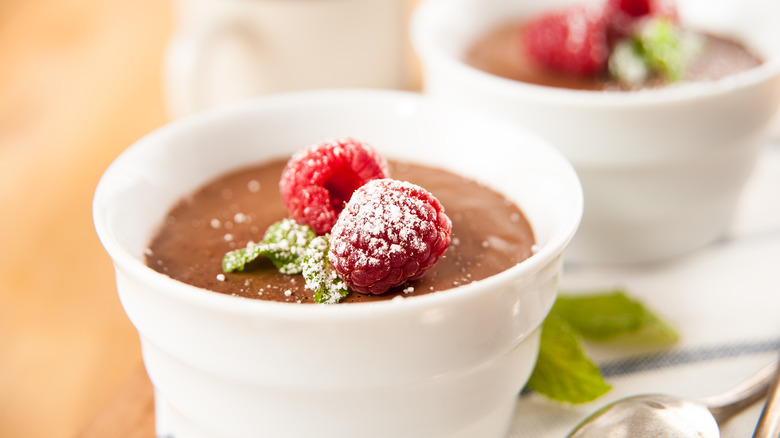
[553, 289, 679, 345]
[302, 235, 350, 304]
[526, 289, 678, 404]
[222, 218, 316, 274]
[526, 312, 612, 404]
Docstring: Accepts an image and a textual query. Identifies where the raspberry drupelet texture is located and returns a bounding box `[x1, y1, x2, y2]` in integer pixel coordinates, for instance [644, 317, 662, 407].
[605, 0, 679, 39]
[279, 138, 390, 235]
[521, 5, 610, 75]
[328, 178, 452, 295]
[605, 0, 678, 21]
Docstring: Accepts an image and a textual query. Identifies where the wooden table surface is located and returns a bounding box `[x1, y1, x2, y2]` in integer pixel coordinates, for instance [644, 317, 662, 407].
[1, 1, 171, 437]
[0, 1, 421, 437]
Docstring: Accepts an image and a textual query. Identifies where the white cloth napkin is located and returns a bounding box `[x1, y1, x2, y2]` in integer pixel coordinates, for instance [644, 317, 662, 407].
[509, 138, 780, 437]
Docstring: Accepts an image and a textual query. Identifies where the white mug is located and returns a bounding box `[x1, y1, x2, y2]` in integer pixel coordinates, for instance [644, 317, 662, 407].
[164, 0, 409, 118]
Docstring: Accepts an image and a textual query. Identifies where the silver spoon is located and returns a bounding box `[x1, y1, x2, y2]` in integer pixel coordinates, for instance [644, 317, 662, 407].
[567, 359, 778, 438]
[752, 353, 780, 437]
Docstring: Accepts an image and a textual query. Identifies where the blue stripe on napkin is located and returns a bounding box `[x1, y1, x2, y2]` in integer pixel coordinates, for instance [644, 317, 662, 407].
[599, 338, 780, 377]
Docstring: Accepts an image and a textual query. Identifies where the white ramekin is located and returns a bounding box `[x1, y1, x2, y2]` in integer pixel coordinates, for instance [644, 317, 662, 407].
[412, 0, 780, 264]
[93, 89, 582, 438]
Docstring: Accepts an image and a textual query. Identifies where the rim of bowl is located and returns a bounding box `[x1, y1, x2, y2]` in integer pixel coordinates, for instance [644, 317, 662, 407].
[93, 89, 583, 321]
[410, 0, 780, 108]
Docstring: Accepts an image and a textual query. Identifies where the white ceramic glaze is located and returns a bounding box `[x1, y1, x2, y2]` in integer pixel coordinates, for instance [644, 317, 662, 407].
[411, 0, 780, 265]
[164, 0, 407, 118]
[93, 90, 582, 438]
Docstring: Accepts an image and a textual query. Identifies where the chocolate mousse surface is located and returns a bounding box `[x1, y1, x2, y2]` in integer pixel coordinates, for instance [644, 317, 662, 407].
[146, 159, 535, 303]
[465, 21, 763, 91]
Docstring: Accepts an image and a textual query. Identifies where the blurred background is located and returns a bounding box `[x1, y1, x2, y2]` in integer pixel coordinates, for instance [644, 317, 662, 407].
[0, 0, 419, 436]
[0, 1, 171, 436]
[5, 1, 779, 437]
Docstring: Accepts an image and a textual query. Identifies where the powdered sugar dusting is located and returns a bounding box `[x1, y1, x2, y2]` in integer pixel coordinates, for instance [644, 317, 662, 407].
[301, 235, 348, 304]
[333, 180, 428, 267]
[328, 178, 451, 294]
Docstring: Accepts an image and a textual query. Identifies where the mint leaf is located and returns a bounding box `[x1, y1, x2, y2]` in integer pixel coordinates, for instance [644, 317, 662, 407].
[526, 312, 612, 404]
[222, 241, 267, 272]
[527, 290, 678, 404]
[260, 219, 317, 274]
[222, 219, 351, 303]
[636, 18, 689, 82]
[609, 17, 703, 85]
[554, 290, 679, 345]
[222, 219, 316, 274]
[301, 236, 350, 304]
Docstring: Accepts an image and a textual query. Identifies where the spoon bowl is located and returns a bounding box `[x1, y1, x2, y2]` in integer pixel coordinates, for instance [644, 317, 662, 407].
[567, 360, 778, 438]
[568, 394, 719, 438]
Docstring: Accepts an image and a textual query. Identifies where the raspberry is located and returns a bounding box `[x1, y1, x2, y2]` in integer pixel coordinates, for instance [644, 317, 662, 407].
[521, 5, 610, 75]
[328, 179, 451, 295]
[605, 0, 677, 19]
[280, 138, 390, 235]
[605, 0, 679, 38]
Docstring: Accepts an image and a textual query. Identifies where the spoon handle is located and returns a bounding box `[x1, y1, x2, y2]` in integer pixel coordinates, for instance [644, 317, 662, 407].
[753, 354, 780, 438]
[703, 359, 778, 425]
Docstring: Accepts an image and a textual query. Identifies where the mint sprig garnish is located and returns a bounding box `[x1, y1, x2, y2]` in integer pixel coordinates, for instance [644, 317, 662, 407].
[609, 17, 703, 85]
[222, 219, 351, 304]
[526, 289, 678, 404]
[302, 236, 350, 304]
[637, 18, 692, 83]
[223, 218, 316, 274]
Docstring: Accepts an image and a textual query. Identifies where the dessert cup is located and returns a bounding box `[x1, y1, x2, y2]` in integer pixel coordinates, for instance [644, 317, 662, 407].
[163, 0, 407, 118]
[93, 89, 582, 438]
[411, 0, 780, 264]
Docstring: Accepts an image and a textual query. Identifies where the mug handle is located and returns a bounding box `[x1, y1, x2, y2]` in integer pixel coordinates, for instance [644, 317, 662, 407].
[163, 15, 260, 118]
